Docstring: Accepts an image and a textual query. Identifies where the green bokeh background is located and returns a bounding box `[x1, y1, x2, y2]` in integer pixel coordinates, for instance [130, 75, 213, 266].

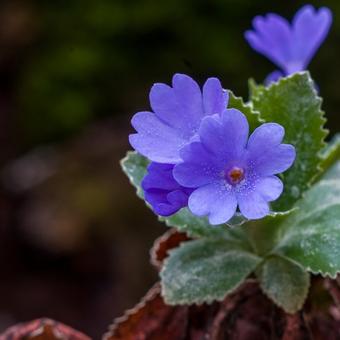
[10, 0, 340, 147]
[0, 0, 339, 338]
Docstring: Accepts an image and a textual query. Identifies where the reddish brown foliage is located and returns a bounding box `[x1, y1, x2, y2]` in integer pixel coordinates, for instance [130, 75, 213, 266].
[2, 230, 340, 339]
[103, 283, 188, 340]
[104, 230, 340, 340]
[104, 278, 340, 340]
[0, 318, 90, 340]
[150, 229, 190, 270]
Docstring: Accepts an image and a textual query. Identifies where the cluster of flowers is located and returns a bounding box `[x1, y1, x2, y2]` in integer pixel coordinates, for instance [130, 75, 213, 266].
[129, 5, 332, 225]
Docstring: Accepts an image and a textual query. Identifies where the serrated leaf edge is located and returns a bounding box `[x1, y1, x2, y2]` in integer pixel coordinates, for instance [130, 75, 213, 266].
[229, 90, 263, 124]
[257, 254, 311, 314]
[103, 282, 162, 340]
[271, 250, 340, 280]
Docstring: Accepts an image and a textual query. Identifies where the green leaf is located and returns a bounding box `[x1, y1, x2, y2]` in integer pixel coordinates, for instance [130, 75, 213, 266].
[121, 151, 149, 198]
[242, 210, 295, 256]
[318, 134, 340, 177]
[322, 160, 340, 181]
[273, 161, 340, 278]
[257, 255, 310, 313]
[248, 78, 265, 100]
[251, 72, 328, 211]
[229, 90, 261, 132]
[161, 238, 261, 305]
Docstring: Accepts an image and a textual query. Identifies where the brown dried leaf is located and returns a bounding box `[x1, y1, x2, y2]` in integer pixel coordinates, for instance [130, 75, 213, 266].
[104, 282, 188, 340]
[104, 276, 340, 339]
[0, 318, 90, 340]
[150, 229, 189, 270]
[282, 313, 312, 340]
[325, 278, 340, 307]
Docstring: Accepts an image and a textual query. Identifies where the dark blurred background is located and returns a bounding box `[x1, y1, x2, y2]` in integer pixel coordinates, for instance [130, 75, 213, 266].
[0, 0, 338, 338]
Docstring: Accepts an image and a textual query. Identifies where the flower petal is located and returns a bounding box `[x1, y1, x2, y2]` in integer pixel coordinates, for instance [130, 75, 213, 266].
[264, 70, 284, 85]
[292, 5, 332, 71]
[131, 74, 230, 163]
[196, 115, 225, 154]
[245, 14, 292, 71]
[167, 190, 189, 207]
[174, 142, 221, 188]
[237, 190, 270, 220]
[144, 189, 183, 216]
[142, 162, 191, 216]
[250, 144, 296, 176]
[245, 6, 332, 75]
[198, 109, 249, 158]
[256, 176, 283, 201]
[142, 163, 178, 191]
[172, 74, 204, 127]
[149, 84, 184, 129]
[129, 111, 186, 163]
[188, 182, 237, 225]
[203, 77, 229, 115]
[247, 123, 285, 151]
[247, 123, 294, 176]
[149, 74, 207, 139]
[221, 109, 249, 150]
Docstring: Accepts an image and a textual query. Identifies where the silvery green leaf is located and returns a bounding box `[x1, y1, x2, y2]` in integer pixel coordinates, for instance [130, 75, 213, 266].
[273, 161, 340, 278]
[257, 255, 310, 313]
[252, 72, 328, 211]
[161, 238, 261, 305]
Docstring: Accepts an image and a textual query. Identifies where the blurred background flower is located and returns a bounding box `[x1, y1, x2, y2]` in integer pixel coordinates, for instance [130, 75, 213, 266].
[0, 0, 339, 338]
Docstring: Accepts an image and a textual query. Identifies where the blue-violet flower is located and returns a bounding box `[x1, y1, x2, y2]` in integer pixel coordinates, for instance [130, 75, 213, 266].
[129, 74, 228, 164]
[142, 162, 193, 216]
[245, 5, 332, 84]
[173, 109, 296, 225]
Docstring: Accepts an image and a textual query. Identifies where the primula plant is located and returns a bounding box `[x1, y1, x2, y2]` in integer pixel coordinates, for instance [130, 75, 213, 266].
[2, 4, 340, 340]
[123, 3, 340, 319]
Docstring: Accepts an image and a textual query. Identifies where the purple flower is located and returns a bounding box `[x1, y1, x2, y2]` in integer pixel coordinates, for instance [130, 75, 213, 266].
[245, 5, 332, 84]
[142, 162, 193, 216]
[173, 110, 296, 225]
[129, 74, 228, 164]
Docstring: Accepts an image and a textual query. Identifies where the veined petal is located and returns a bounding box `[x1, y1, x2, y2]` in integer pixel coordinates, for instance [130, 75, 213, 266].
[203, 78, 229, 115]
[188, 182, 237, 225]
[129, 111, 187, 163]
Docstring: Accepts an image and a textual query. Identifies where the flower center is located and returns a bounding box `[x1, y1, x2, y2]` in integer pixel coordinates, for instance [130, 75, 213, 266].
[227, 166, 244, 185]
